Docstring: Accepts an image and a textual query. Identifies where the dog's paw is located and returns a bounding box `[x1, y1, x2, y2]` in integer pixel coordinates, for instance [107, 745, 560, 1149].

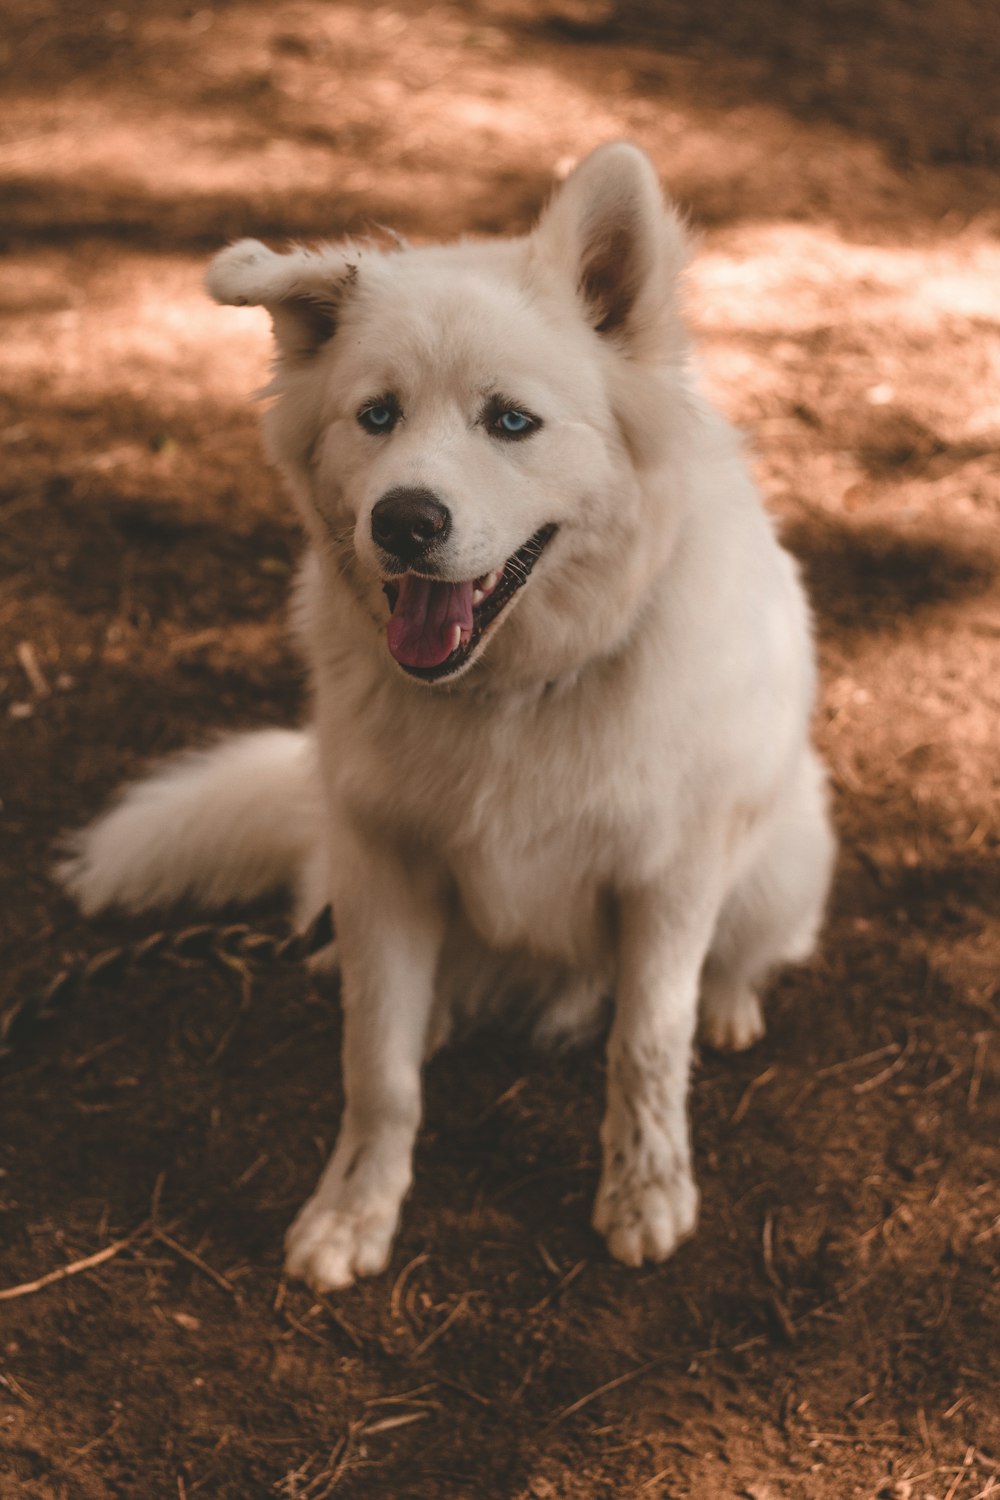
[699, 986, 765, 1053]
[592, 1156, 699, 1268]
[284, 1193, 399, 1292]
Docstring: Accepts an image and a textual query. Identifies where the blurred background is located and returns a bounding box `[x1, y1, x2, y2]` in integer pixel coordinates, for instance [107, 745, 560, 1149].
[2, 3, 998, 1498]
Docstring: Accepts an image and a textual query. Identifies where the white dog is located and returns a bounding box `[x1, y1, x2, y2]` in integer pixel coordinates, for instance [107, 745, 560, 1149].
[60, 143, 835, 1292]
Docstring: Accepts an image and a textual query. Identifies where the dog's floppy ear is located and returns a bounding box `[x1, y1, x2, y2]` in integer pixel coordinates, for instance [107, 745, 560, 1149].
[205, 239, 357, 356]
[533, 143, 688, 358]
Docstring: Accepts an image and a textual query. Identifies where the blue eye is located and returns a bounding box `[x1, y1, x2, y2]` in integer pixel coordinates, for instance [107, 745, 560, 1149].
[358, 400, 398, 434]
[490, 405, 540, 440]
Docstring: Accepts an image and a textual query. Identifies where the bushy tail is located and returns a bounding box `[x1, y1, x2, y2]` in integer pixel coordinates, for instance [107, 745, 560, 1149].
[58, 729, 319, 916]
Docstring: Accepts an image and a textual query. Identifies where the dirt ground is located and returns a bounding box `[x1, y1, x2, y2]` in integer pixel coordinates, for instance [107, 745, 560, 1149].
[1, 1, 998, 1496]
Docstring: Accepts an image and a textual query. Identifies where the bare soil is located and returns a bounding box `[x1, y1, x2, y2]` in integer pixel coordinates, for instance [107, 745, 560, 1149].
[1, 2, 998, 1497]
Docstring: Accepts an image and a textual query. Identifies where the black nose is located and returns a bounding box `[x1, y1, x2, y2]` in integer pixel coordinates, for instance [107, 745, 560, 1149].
[371, 487, 451, 567]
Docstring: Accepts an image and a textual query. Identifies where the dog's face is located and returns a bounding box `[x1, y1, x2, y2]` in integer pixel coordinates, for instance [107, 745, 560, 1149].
[207, 144, 690, 686]
[308, 257, 627, 684]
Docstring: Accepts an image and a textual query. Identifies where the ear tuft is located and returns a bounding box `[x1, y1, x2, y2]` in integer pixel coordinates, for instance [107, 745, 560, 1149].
[205, 239, 358, 356]
[205, 239, 282, 306]
[533, 142, 688, 359]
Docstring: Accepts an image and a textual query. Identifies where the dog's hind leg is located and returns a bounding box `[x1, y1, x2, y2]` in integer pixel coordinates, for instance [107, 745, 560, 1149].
[699, 748, 835, 1052]
[284, 821, 445, 1292]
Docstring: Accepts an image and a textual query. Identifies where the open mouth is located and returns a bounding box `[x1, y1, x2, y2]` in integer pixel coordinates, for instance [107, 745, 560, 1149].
[381, 524, 557, 682]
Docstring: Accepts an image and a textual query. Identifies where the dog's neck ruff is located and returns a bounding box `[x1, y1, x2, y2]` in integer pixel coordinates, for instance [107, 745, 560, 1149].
[382, 525, 557, 682]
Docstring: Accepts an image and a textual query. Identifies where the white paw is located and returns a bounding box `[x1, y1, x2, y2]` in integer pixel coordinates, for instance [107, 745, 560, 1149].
[592, 1155, 699, 1268]
[700, 988, 765, 1052]
[284, 1192, 399, 1292]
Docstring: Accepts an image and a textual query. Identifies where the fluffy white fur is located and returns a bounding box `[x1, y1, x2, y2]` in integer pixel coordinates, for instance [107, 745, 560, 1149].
[60, 143, 835, 1291]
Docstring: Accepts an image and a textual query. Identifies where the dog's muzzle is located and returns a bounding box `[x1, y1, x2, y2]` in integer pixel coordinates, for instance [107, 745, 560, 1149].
[381, 524, 557, 682]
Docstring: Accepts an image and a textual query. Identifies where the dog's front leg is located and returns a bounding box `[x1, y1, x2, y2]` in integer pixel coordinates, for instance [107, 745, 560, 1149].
[284, 822, 444, 1292]
[594, 867, 723, 1267]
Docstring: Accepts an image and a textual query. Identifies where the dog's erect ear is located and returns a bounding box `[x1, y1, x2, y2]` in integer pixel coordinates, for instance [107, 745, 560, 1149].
[205, 239, 357, 356]
[533, 143, 688, 358]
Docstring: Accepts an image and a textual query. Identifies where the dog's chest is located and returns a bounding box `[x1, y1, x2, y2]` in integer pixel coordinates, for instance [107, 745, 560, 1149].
[340, 683, 656, 971]
[448, 808, 615, 969]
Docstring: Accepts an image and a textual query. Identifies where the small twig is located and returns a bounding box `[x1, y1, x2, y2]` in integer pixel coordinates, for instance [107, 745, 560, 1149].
[154, 1228, 237, 1297]
[972, 1214, 1000, 1245]
[848, 840, 888, 885]
[729, 1333, 768, 1354]
[67, 1034, 126, 1073]
[968, 1033, 988, 1111]
[761, 1209, 780, 1287]
[0, 1371, 33, 1403]
[761, 1210, 797, 1341]
[313, 1432, 356, 1500]
[363, 1385, 438, 1410]
[207, 953, 253, 1062]
[731, 1063, 779, 1124]
[642, 1466, 680, 1492]
[316, 1296, 365, 1350]
[917, 1406, 933, 1451]
[235, 1153, 269, 1188]
[361, 1411, 429, 1437]
[389, 1251, 429, 1325]
[816, 1041, 900, 1079]
[280, 1422, 361, 1494]
[0, 1221, 149, 1302]
[275, 1452, 317, 1495]
[853, 1034, 915, 1094]
[535, 1240, 561, 1277]
[472, 1076, 528, 1126]
[281, 1308, 332, 1348]
[548, 1356, 668, 1428]
[16, 640, 50, 698]
[68, 1413, 122, 1459]
[925, 1060, 963, 1095]
[943, 1447, 977, 1500]
[413, 1294, 469, 1357]
[529, 1258, 587, 1313]
[433, 1373, 491, 1407]
[492, 1161, 593, 1203]
[150, 1171, 166, 1230]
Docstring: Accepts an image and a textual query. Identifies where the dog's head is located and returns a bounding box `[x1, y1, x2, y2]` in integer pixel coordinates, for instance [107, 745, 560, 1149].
[207, 143, 692, 687]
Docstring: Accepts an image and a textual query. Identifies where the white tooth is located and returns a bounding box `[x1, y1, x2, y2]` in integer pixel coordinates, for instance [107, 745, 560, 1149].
[448, 623, 462, 654]
[481, 569, 501, 596]
[472, 588, 485, 606]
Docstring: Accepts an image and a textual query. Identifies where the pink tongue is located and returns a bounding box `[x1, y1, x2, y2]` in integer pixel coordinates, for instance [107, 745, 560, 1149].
[386, 575, 474, 669]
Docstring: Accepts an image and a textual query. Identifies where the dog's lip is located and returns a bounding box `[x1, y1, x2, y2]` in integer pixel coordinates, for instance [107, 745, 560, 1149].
[381, 523, 557, 682]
